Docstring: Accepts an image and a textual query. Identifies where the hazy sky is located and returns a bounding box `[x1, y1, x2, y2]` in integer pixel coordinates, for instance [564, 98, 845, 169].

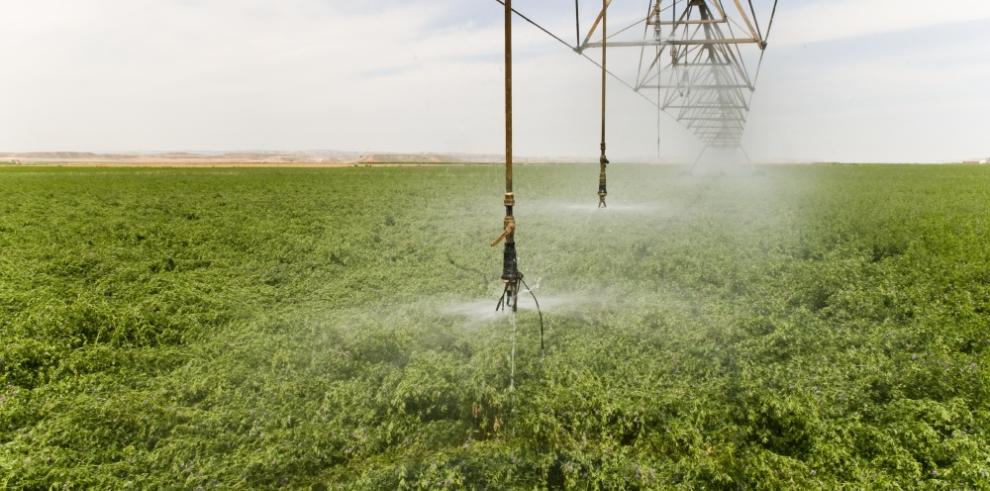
[2, 0, 989, 162]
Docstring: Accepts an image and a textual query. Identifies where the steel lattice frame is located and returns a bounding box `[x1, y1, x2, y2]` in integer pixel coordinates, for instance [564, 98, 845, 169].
[579, 0, 772, 149]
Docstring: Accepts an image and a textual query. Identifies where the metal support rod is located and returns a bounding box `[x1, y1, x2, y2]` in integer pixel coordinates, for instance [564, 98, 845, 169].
[740, 145, 754, 165]
[575, 0, 581, 48]
[680, 116, 747, 121]
[505, 0, 512, 196]
[688, 145, 708, 173]
[492, 0, 522, 313]
[746, 0, 764, 46]
[585, 38, 760, 48]
[765, 0, 779, 43]
[641, 84, 752, 89]
[659, 19, 723, 25]
[730, 0, 761, 42]
[582, 0, 614, 50]
[601, 0, 607, 148]
[598, 0, 609, 208]
[656, 0, 661, 160]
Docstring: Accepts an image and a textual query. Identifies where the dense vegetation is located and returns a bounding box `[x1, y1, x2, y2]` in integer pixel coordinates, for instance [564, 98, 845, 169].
[1, 164, 989, 489]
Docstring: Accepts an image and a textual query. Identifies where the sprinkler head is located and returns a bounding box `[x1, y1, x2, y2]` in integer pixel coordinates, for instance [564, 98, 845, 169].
[598, 159, 608, 208]
[498, 278, 521, 312]
[500, 238, 522, 282]
[498, 239, 523, 312]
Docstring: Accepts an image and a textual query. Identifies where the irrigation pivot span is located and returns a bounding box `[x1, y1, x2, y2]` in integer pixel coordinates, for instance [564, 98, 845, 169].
[493, 0, 779, 150]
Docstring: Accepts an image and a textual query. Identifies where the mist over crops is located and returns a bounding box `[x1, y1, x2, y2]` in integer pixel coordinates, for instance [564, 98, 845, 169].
[2, 164, 989, 488]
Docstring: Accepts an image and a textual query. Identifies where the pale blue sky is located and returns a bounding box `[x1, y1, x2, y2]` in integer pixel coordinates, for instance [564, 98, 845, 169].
[1, 0, 988, 162]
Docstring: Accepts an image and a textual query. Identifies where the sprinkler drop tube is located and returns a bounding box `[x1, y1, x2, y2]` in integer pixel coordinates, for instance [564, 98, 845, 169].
[496, 0, 522, 312]
[597, 0, 609, 208]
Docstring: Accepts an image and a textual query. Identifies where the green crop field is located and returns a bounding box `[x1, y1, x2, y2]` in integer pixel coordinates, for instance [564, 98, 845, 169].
[1, 164, 989, 489]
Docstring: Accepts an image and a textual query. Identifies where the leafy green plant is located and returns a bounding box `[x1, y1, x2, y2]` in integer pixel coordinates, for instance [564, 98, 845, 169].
[1, 164, 989, 488]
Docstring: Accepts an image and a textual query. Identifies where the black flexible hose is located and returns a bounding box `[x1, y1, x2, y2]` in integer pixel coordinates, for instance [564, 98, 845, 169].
[520, 278, 545, 356]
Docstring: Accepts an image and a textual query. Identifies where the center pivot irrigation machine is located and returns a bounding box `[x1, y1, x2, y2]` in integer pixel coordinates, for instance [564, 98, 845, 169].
[489, 0, 780, 347]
